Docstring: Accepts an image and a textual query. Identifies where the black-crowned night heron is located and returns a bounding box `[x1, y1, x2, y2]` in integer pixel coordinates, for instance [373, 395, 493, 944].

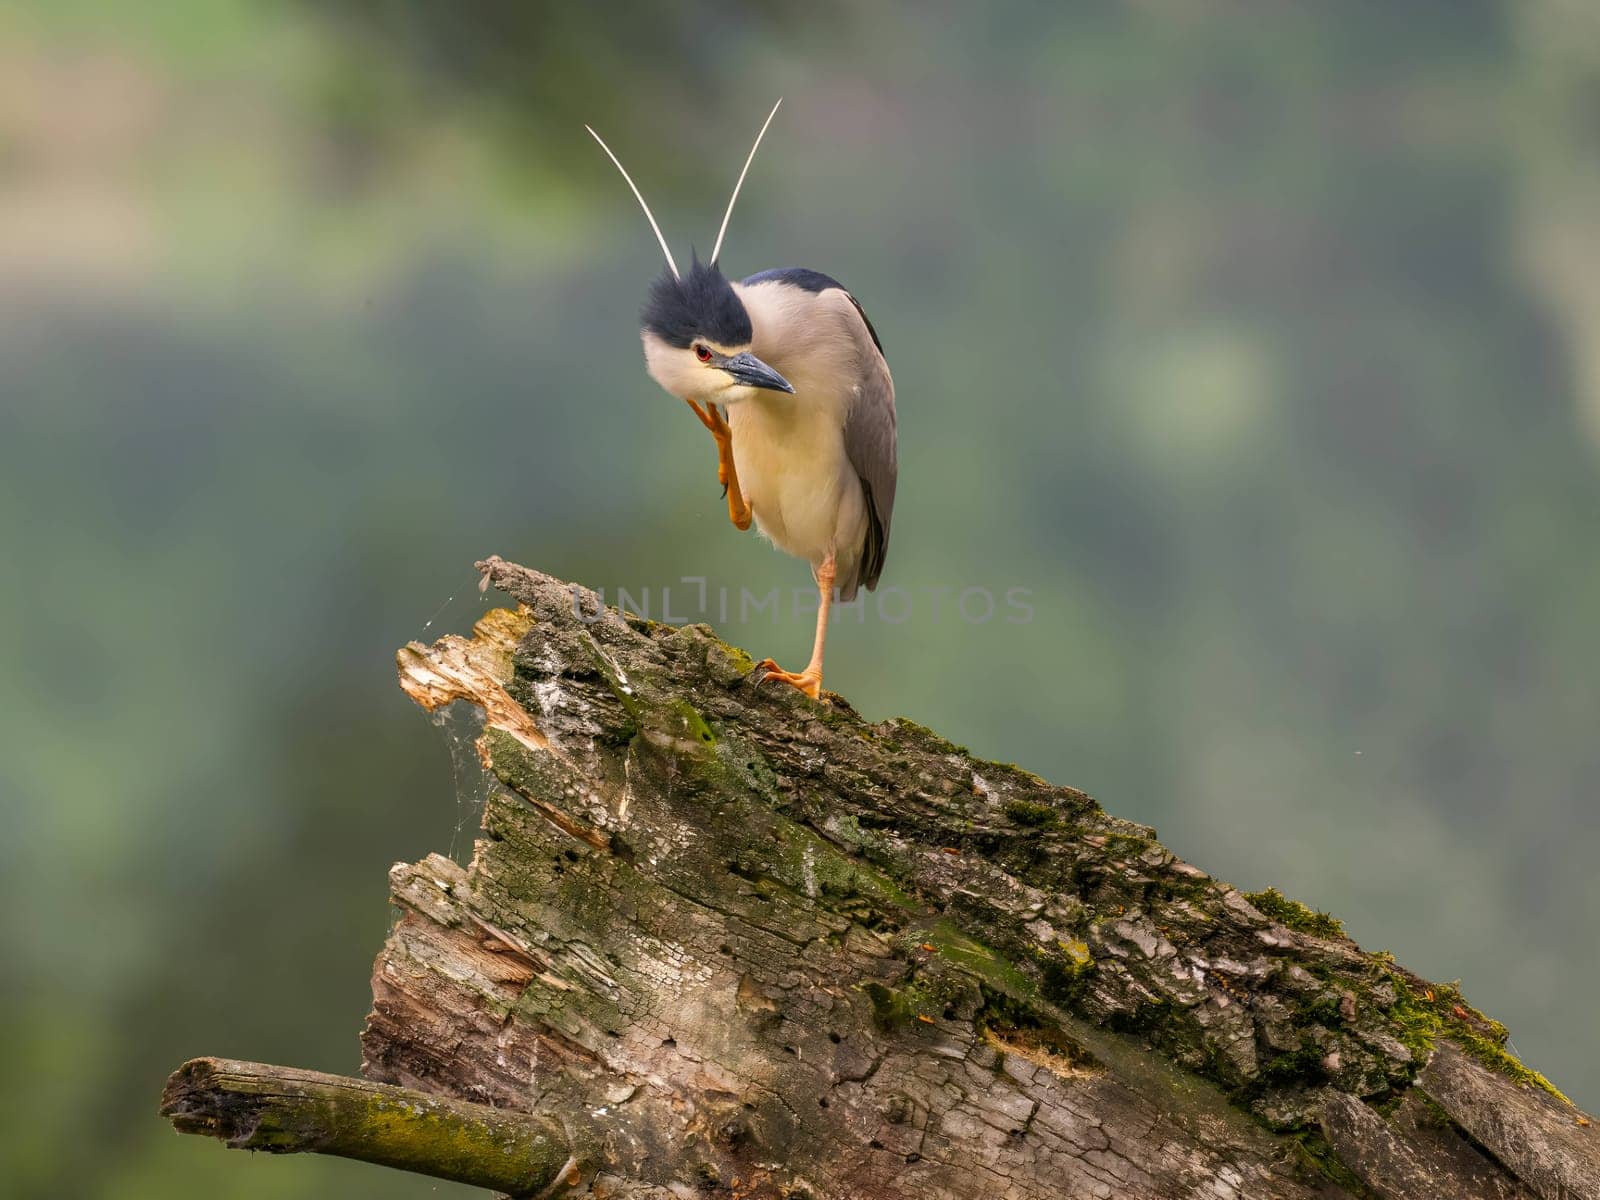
[588, 101, 897, 700]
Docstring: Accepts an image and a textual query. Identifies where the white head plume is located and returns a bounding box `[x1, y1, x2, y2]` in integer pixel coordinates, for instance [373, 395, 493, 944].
[710, 98, 782, 267]
[585, 123, 680, 280]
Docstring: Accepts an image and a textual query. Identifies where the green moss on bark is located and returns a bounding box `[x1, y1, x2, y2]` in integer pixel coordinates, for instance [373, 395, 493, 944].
[1244, 887, 1346, 939]
[1382, 974, 1568, 1103]
[1002, 800, 1059, 827]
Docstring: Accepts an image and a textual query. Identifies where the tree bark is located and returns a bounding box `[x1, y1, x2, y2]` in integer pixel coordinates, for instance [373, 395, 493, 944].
[163, 556, 1600, 1199]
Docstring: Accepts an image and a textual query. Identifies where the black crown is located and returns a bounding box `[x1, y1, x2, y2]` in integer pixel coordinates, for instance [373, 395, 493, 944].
[641, 255, 752, 349]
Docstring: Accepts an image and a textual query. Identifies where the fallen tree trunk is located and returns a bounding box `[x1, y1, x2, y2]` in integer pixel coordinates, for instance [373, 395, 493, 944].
[163, 556, 1599, 1199]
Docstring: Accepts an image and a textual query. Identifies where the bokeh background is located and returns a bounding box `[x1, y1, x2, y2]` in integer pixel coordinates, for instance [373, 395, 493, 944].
[4, 1, 1599, 1195]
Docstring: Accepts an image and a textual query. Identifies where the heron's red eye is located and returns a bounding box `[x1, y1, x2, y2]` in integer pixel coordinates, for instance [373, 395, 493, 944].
[694, 344, 713, 363]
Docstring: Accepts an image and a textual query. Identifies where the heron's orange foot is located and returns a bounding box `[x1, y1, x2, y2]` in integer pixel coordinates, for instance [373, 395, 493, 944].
[689, 399, 733, 439]
[686, 400, 749, 530]
[753, 658, 823, 700]
[709, 428, 734, 489]
[688, 402, 735, 486]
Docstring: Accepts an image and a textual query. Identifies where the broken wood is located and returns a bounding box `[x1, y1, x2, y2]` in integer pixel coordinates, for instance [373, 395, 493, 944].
[161, 556, 1600, 1198]
[159, 1057, 576, 1194]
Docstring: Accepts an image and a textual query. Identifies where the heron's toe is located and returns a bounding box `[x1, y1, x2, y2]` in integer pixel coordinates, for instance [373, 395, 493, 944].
[753, 660, 823, 700]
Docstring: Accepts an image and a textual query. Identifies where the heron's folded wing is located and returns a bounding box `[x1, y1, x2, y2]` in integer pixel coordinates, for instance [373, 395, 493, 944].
[841, 295, 897, 592]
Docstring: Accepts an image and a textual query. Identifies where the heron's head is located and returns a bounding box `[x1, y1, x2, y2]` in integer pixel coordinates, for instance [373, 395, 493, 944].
[639, 257, 793, 404]
[586, 100, 792, 405]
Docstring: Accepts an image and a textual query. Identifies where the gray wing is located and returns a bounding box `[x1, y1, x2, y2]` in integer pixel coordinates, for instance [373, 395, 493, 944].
[840, 293, 897, 595]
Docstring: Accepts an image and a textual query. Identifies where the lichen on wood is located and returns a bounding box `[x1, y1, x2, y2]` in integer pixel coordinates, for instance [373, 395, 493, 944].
[160, 1058, 576, 1194]
[163, 557, 1600, 1199]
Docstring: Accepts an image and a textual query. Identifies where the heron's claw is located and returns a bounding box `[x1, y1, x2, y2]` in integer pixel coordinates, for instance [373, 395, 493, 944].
[752, 658, 823, 700]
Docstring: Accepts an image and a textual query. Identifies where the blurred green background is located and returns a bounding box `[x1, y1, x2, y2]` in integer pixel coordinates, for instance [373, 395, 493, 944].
[4, 1, 1599, 1194]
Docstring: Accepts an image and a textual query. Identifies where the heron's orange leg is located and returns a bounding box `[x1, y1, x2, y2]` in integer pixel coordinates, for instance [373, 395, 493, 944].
[685, 400, 752, 531]
[755, 554, 835, 700]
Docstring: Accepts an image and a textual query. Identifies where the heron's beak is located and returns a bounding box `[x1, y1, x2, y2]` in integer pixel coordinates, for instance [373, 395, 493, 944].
[721, 351, 795, 394]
